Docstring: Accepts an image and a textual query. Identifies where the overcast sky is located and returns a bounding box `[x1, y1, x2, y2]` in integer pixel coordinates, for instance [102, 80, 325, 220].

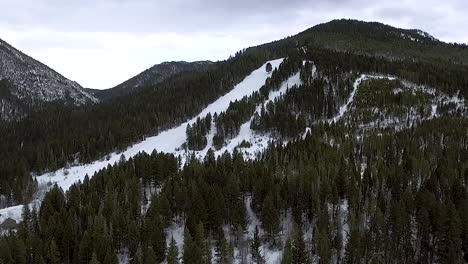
[1, 0, 467, 89]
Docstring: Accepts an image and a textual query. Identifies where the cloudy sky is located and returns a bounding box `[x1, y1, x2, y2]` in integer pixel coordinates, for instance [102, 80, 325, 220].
[1, 0, 467, 89]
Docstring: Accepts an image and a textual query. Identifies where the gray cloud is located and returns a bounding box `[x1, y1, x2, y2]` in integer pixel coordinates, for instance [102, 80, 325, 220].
[0, 0, 466, 88]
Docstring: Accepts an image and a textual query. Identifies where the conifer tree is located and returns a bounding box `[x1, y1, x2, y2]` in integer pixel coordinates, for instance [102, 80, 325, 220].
[131, 247, 144, 264]
[90, 252, 101, 264]
[183, 229, 201, 264]
[282, 239, 293, 264]
[103, 248, 118, 264]
[46, 239, 60, 264]
[262, 193, 279, 243]
[250, 226, 264, 264]
[290, 223, 309, 263]
[144, 247, 157, 264]
[79, 231, 93, 264]
[215, 235, 233, 264]
[167, 237, 180, 264]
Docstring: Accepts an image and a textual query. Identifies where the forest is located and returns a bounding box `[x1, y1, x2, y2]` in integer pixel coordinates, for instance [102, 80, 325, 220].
[0, 19, 467, 264]
[0, 115, 466, 263]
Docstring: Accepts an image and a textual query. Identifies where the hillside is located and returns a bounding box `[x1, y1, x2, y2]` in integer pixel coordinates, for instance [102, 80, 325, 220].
[0, 38, 99, 120]
[90, 60, 213, 101]
[300, 19, 468, 65]
[0, 19, 467, 264]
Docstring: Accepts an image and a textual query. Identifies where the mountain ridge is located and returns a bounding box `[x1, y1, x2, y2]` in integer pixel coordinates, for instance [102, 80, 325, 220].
[89, 60, 214, 100]
[0, 37, 99, 120]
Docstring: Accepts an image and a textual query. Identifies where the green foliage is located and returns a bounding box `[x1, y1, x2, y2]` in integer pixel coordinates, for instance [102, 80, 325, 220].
[0, 19, 467, 264]
[167, 237, 179, 264]
[186, 114, 212, 151]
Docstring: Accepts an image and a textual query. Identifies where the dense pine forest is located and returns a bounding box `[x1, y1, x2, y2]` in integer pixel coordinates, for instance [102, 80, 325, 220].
[0, 19, 467, 263]
[0, 116, 466, 263]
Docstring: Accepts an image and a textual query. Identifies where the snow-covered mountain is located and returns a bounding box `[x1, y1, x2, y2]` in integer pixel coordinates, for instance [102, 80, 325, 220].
[89, 60, 213, 100]
[0, 38, 99, 120]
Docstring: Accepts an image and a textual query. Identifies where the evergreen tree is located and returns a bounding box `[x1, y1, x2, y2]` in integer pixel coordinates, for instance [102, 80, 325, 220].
[282, 239, 293, 264]
[262, 193, 279, 243]
[46, 239, 60, 264]
[144, 247, 157, 264]
[183, 229, 201, 264]
[290, 223, 309, 263]
[250, 226, 264, 264]
[215, 235, 233, 264]
[79, 231, 93, 264]
[131, 247, 144, 264]
[167, 237, 180, 264]
[90, 252, 101, 264]
[103, 249, 119, 264]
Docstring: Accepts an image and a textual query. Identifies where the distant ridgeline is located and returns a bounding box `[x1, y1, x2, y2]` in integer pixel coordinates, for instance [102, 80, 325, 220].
[0, 19, 467, 264]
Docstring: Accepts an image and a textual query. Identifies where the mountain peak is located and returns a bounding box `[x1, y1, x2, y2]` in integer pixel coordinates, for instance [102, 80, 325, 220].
[0, 37, 99, 120]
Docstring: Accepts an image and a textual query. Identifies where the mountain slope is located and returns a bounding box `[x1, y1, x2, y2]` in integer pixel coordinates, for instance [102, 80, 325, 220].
[1, 19, 467, 204]
[2, 54, 466, 264]
[0, 38, 98, 120]
[299, 19, 468, 64]
[90, 60, 213, 100]
[0, 19, 467, 264]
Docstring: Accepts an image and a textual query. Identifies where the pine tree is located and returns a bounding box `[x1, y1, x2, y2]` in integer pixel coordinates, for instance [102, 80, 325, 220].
[131, 247, 144, 264]
[103, 248, 118, 264]
[262, 193, 279, 243]
[14, 239, 27, 264]
[21, 204, 31, 231]
[183, 229, 201, 264]
[90, 252, 101, 264]
[282, 239, 292, 264]
[291, 223, 309, 263]
[148, 217, 166, 261]
[250, 226, 264, 264]
[195, 222, 211, 264]
[215, 235, 233, 264]
[144, 247, 157, 264]
[46, 239, 60, 264]
[79, 231, 93, 264]
[167, 237, 180, 264]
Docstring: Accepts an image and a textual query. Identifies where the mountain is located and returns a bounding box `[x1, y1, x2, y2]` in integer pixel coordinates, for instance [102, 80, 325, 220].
[89, 60, 213, 100]
[0, 19, 467, 263]
[298, 19, 468, 64]
[0, 38, 99, 120]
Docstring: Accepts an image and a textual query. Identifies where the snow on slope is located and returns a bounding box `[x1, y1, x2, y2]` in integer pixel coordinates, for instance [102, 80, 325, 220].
[212, 71, 302, 159]
[0, 59, 284, 223]
[329, 74, 396, 124]
[0, 38, 99, 120]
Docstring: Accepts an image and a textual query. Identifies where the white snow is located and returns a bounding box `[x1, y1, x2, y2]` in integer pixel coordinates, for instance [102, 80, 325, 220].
[431, 104, 438, 118]
[235, 196, 284, 264]
[338, 200, 349, 261]
[213, 71, 303, 159]
[0, 204, 23, 224]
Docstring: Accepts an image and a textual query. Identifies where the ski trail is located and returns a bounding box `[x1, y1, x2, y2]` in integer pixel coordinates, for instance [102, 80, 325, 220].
[328, 74, 396, 124]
